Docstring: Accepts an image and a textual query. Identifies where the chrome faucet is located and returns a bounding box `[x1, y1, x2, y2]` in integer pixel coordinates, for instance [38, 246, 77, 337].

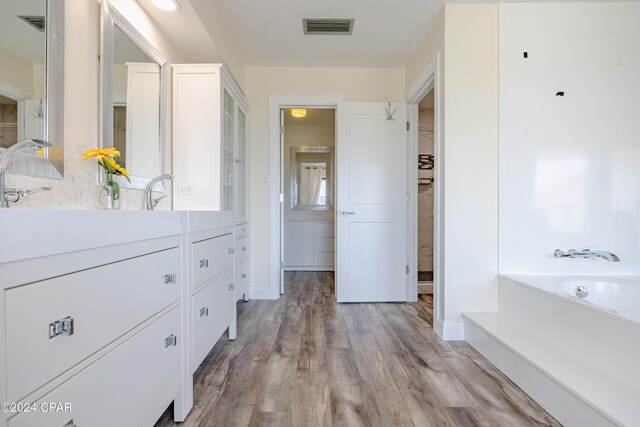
[553, 249, 620, 262]
[143, 173, 174, 210]
[0, 138, 52, 208]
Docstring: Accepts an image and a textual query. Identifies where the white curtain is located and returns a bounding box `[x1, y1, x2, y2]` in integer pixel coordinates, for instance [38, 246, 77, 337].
[310, 167, 323, 204]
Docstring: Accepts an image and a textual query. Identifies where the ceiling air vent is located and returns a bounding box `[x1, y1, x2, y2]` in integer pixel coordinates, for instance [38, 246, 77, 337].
[303, 19, 354, 35]
[18, 15, 46, 32]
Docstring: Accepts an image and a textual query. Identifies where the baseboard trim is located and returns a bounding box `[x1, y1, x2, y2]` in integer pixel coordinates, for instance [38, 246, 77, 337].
[437, 320, 464, 341]
[418, 282, 433, 294]
[250, 286, 278, 300]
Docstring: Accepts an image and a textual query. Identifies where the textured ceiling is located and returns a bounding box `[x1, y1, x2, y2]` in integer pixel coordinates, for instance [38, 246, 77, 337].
[0, 0, 46, 64]
[215, 0, 444, 67]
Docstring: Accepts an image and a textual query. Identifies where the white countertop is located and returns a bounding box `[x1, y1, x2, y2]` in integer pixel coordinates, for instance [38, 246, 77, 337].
[0, 209, 235, 264]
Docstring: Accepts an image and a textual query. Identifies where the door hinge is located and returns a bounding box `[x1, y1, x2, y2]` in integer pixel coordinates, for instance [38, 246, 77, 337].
[406, 265, 410, 275]
[406, 121, 410, 131]
[280, 261, 284, 270]
[406, 193, 410, 203]
[280, 193, 284, 203]
[280, 126, 284, 135]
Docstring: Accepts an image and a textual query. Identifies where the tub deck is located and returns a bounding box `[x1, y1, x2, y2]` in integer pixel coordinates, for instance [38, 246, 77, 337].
[463, 274, 640, 427]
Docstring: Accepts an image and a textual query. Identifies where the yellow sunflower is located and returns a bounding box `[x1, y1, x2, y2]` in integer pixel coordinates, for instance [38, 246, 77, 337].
[81, 147, 121, 160]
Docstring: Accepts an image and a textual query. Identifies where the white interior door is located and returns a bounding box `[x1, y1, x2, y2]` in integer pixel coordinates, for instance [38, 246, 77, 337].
[336, 102, 407, 302]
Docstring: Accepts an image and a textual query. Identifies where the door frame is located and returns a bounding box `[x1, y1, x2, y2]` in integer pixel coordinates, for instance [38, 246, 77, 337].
[268, 96, 345, 299]
[406, 52, 444, 334]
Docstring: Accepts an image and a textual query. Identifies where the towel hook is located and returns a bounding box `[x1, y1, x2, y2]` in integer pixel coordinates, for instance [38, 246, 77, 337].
[385, 102, 397, 121]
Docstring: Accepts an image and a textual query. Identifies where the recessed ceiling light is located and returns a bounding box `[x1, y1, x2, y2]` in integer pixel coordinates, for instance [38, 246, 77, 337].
[291, 109, 307, 118]
[151, 0, 179, 12]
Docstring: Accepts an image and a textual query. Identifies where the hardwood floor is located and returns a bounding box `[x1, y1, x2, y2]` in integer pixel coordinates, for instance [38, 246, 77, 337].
[155, 272, 561, 427]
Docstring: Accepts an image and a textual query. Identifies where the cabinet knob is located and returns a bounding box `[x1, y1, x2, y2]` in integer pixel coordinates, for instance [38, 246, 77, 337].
[62, 420, 76, 427]
[164, 334, 177, 348]
[242, 274, 247, 279]
[199, 259, 209, 268]
[228, 283, 235, 291]
[200, 307, 209, 317]
[49, 316, 74, 339]
[164, 273, 177, 284]
[227, 248, 234, 254]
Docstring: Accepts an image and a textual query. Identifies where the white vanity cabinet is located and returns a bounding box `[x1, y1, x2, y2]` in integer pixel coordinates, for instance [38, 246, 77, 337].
[0, 234, 184, 427]
[187, 226, 237, 372]
[235, 223, 250, 301]
[0, 210, 240, 426]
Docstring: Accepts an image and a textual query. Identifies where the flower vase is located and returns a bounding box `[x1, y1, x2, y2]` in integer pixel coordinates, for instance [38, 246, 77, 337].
[100, 175, 121, 210]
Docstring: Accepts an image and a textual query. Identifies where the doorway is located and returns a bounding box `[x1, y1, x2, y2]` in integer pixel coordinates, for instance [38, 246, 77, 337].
[282, 108, 336, 275]
[269, 97, 409, 302]
[417, 90, 435, 295]
[406, 52, 442, 334]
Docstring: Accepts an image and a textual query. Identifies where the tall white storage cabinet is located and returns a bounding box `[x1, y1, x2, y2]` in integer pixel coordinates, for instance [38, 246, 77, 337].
[173, 64, 250, 301]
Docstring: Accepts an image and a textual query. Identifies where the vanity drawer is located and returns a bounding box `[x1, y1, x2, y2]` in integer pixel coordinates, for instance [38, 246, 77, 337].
[235, 235, 248, 264]
[8, 306, 181, 427]
[192, 233, 234, 290]
[235, 259, 249, 301]
[192, 269, 234, 369]
[5, 246, 181, 401]
[235, 223, 248, 238]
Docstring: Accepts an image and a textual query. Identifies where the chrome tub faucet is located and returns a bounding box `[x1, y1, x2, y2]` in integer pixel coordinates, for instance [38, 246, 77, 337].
[554, 249, 620, 262]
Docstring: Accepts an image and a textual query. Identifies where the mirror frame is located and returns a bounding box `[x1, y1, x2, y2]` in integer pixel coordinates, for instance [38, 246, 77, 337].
[0, 0, 65, 179]
[101, 0, 168, 190]
[290, 146, 334, 211]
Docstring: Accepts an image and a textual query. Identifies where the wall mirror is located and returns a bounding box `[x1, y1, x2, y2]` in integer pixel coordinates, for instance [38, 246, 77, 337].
[102, 1, 167, 190]
[0, 0, 64, 178]
[290, 146, 334, 211]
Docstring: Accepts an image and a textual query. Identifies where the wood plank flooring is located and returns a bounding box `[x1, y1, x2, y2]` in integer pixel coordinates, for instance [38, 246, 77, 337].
[155, 272, 561, 427]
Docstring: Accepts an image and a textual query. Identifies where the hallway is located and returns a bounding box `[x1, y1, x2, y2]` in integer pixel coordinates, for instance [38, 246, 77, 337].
[156, 272, 559, 427]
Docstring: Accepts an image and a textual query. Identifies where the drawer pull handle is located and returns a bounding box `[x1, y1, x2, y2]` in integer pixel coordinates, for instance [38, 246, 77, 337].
[242, 246, 247, 252]
[228, 248, 234, 254]
[63, 420, 76, 427]
[242, 274, 247, 279]
[164, 334, 177, 348]
[199, 259, 209, 268]
[228, 283, 235, 291]
[200, 307, 209, 317]
[164, 273, 177, 284]
[49, 316, 74, 339]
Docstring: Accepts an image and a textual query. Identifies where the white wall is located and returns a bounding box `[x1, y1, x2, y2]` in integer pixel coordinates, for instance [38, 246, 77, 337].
[0, 48, 35, 96]
[189, 0, 247, 91]
[499, 2, 640, 276]
[6, 0, 185, 210]
[441, 4, 499, 334]
[406, 4, 499, 338]
[245, 66, 405, 291]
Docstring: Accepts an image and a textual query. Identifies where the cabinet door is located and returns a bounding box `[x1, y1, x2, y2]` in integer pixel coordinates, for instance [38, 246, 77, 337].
[222, 89, 235, 211]
[236, 107, 247, 221]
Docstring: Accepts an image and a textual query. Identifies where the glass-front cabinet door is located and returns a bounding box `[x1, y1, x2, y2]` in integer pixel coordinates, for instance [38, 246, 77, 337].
[222, 89, 235, 210]
[236, 107, 247, 221]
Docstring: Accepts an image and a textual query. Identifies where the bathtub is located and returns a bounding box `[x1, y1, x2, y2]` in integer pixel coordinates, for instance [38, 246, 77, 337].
[504, 274, 640, 325]
[463, 274, 640, 427]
